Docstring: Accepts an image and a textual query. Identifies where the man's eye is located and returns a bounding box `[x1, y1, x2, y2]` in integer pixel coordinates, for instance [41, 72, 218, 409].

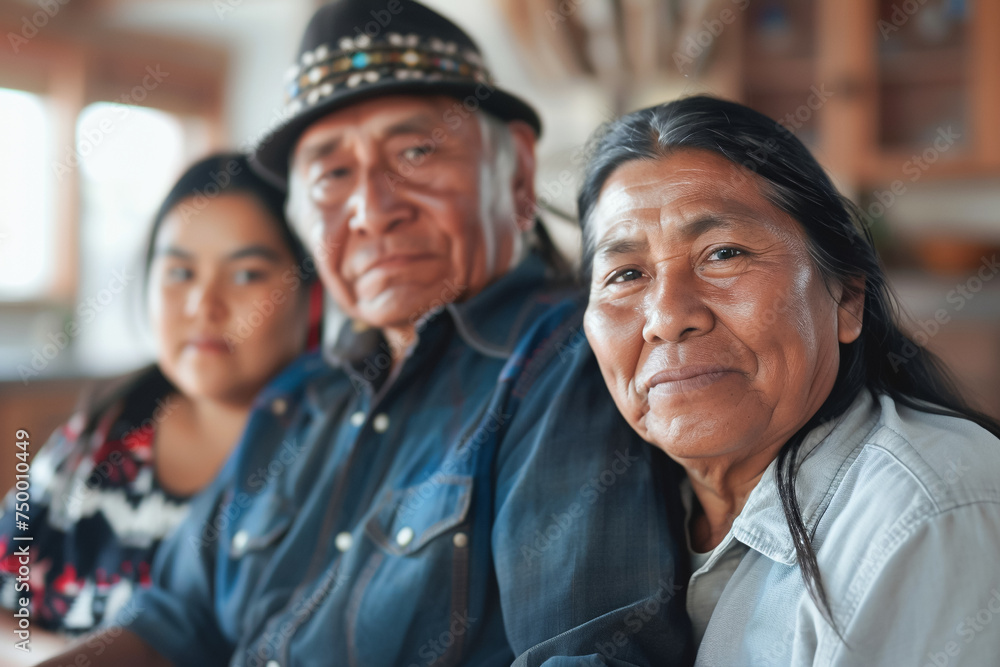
[401, 145, 433, 162]
[708, 247, 743, 261]
[319, 166, 351, 182]
[610, 268, 643, 284]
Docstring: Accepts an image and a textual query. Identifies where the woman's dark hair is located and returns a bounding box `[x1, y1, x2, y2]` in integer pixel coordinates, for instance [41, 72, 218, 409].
[578, 95, 1000, 632]
[142, 152, 315, 293]
[78, 152, 316, 448]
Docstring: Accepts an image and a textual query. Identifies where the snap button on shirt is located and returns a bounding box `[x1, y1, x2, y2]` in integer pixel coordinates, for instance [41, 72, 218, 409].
[396, 526, 414, 547]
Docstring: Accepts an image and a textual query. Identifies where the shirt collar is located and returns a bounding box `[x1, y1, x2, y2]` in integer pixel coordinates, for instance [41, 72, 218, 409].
[324, 250, 571, 390]
[724, 390, 882, 565]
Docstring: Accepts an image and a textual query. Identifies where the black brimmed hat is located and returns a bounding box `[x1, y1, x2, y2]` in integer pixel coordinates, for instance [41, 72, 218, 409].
[250, 0, 542, 185]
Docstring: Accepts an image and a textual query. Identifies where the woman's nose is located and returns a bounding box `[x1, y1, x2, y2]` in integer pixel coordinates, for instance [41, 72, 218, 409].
[641, 269, 714, 344]
[185, 280, 228, 322]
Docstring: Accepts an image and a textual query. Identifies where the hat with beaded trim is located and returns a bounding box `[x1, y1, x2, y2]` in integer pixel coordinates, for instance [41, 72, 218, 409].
[250, 0, 542, 185]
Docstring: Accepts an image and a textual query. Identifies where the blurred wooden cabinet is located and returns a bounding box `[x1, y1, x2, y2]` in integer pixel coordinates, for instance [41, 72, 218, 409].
[737, 0, 1000, 190]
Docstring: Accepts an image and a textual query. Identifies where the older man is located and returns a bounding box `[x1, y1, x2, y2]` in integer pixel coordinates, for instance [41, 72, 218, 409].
[37, 2, 692, 666]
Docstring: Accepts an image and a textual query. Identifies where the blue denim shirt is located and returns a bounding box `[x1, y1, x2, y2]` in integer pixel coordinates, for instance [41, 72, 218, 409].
[120, 253, 694, 667]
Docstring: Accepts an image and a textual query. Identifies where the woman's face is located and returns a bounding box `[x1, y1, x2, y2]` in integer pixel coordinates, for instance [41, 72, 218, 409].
[583, 149, 864, 462]
[148, 194, 310, 406]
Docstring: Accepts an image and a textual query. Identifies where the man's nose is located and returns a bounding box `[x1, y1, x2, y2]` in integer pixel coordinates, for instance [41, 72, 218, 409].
[345, 163, 414, 236]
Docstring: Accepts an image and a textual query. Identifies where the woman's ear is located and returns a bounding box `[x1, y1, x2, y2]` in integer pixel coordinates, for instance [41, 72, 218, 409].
[837, 276, 866, 344]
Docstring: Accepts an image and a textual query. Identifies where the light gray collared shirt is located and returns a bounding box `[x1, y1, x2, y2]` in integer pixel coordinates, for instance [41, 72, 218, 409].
[689, 391, 1000, 666]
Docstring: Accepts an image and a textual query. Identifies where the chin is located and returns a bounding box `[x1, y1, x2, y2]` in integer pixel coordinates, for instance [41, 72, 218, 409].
[642, 411, 723, 455]
[358, 292, 446, 329]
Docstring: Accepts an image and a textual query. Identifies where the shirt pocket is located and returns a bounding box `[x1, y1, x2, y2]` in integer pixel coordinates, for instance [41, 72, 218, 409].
[365, 474, 472, 556]
[227, 492, 296, 559]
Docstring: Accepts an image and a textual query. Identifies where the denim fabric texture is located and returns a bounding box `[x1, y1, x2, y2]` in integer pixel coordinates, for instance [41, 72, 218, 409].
[119, 252, 695, 667]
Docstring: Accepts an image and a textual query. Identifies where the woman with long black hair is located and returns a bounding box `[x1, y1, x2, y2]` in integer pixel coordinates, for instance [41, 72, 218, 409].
[0, 153, 316, 657]
[579, 95, 1000, 665]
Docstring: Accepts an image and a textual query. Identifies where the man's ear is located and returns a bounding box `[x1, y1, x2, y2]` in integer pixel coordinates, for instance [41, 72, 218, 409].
[507, 120, 537, 231]
[837, 276, 866, 344]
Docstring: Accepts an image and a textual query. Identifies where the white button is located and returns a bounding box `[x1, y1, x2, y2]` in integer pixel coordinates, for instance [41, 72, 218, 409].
[266, 661, 280, 667]
[373, 413, 390, 433]
[335, 531, 353, 552]
[396, 526, 414, 547]
[349, 411, 365, 427]
[232, 530, 249, 554]
[271, 398, 287, 416]
[453, 532, 468, 548]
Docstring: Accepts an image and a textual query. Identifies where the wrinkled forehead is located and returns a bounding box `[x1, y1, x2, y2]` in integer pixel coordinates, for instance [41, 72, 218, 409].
[586, 150, 803, 250]
[592, 150, 769, 218]
[291, 94, 482, 164]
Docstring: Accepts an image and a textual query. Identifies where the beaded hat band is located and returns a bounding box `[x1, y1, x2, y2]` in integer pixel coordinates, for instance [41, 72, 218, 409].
[250, 0, 541, 186]
[283, 33, 493, 118]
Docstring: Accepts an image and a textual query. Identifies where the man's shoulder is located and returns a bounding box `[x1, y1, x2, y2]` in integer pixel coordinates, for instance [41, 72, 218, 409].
[503, 291, 596, 396]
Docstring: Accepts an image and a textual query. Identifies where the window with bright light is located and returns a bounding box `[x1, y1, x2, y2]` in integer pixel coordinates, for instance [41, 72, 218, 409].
[74, 102, 190, 374]
[0, 88, 56, 300]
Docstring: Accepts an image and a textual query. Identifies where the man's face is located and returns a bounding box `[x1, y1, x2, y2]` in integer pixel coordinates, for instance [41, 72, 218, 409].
[288, 95, 535, 334]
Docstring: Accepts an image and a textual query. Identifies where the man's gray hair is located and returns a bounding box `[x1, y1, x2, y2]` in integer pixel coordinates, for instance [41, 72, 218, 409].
[476, 111, 525, 276]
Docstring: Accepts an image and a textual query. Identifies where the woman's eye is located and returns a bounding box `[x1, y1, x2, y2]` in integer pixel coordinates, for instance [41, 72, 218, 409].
[708, 247, 743, 261]
[609, 268, 644, 284]
[233, 269, 267, 285]
[166, 266, 192, 283]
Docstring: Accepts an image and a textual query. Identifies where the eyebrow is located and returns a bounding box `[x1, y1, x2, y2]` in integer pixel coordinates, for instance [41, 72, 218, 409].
[156, 246, 193, 260]
[226, 245, 283, 262]
[681, 214, 739, 238]
[295, 113, 439, 166]
[594, 235, 649, 259]
[593, 214, 742, 259]
[155, 245, 283, 262]
[383, 114, 437, 138]
[297, 137, 342, 165]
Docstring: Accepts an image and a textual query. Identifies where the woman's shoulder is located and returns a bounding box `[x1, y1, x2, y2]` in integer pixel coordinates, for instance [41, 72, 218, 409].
[859, 393, 1000, 512]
